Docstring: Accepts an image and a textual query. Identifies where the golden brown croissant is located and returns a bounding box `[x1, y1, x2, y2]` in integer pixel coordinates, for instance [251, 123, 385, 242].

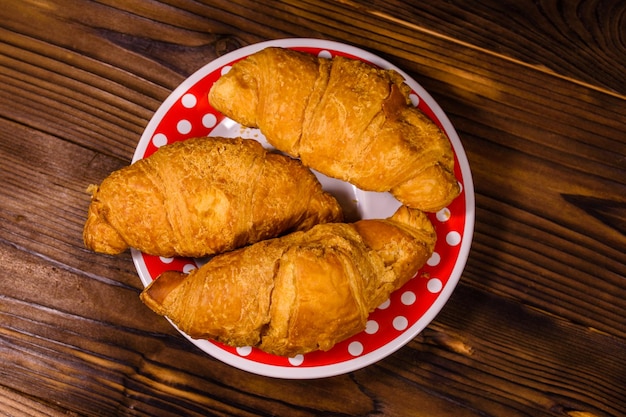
[140, 206, 436, 357]
[209, 47, 460, 212]
[83, 137, 343, 258]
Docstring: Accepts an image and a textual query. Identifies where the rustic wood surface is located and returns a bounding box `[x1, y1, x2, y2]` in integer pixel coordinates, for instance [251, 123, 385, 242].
[1, 1, 625, 416]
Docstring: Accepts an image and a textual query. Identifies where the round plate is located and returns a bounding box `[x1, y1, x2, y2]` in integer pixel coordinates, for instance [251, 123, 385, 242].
[131, 38, 474, 379]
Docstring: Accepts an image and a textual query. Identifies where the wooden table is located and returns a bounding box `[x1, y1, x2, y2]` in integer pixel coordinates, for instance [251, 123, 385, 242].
[1, 1, 624, 416]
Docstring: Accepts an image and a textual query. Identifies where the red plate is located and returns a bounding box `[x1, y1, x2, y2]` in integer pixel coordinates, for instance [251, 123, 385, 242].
[131, 39, 474, 379]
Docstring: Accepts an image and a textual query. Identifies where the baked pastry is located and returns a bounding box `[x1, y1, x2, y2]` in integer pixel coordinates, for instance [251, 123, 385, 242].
[209, 47, 460, 212]
[140, 206, 436, 357]
[83, 136, 343, 257]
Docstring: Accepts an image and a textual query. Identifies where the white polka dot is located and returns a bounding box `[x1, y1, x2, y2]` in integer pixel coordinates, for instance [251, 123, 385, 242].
[159, 256, 174, 264]
[401, 291, 416, 305]
[182, 264, 197, 274]
[202, 113, 218, 128]
[446, 231, 462, 246]
[348, 341, 364, 356]
[409, 93, 420, 106]
[365, 320, 379, 334]
[236, 346, 252, 356]
[220, 65, 231, 75]
[427, 278, 443, 293]
[393, 316, 409, 331]
[377, 299, 391, 310]
[181, 93, 197, 108]
[457, 181, 463, 193]
[436, 208, 451, 222]
[152, 133, 168, 148]
[289, 354, 304, 366]
[177, 119, 192, 135]
[318, 50, 332, 59]
[427, 251, 441, 267]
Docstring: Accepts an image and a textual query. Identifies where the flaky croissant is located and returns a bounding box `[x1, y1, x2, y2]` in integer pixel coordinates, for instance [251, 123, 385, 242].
[83, 137, 342, 258]
[140, 206, 436, 357]
[209, 47, 460, 212]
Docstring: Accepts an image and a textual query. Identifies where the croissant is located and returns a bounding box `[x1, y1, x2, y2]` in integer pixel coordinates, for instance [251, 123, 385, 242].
[140, 206, 436, 357]
[209, 47, 460, 212]
[83, 137, 343, 258]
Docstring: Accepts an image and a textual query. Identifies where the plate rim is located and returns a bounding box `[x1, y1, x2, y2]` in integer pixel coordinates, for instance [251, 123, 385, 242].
[131, 38, 475, 379]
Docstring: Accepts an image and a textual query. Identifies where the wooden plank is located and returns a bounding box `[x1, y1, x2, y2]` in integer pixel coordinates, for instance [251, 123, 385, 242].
[0, 385, 77, 417]
[1, 238, 623, 416]
[2, 0, 624, 338]
[0, 1, 624, 415]
[400, 284, 626, 416]
[338, 0, 626, 95]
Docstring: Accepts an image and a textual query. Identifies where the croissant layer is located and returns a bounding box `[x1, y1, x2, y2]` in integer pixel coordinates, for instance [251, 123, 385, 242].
[140, 206, 436, 357]
[83, 137, 343, 257]
[209, 47, 460, 212]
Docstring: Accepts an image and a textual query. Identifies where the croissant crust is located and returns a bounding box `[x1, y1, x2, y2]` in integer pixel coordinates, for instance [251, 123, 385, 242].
[83, 137, 343, 257]
[209, 47, 461, 212]
[140, 206, 436, 357]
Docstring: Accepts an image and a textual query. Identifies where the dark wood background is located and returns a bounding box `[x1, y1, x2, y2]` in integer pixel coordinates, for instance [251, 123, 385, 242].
[1, 1, 625, 416]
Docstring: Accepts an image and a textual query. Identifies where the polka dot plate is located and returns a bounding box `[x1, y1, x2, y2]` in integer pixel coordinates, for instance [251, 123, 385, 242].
[131, 38, 475, 379]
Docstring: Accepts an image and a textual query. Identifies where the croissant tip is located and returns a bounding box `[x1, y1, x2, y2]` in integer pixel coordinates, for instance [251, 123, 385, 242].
[141, 271, 188, 310]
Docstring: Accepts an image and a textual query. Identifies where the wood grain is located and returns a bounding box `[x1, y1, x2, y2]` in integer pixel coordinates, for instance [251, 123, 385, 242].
[340, 0, 626, 95]
[0, 0, 625, 416]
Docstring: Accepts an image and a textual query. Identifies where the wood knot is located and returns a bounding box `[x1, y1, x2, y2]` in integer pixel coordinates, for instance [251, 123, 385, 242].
[215, 37, 244, 57]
